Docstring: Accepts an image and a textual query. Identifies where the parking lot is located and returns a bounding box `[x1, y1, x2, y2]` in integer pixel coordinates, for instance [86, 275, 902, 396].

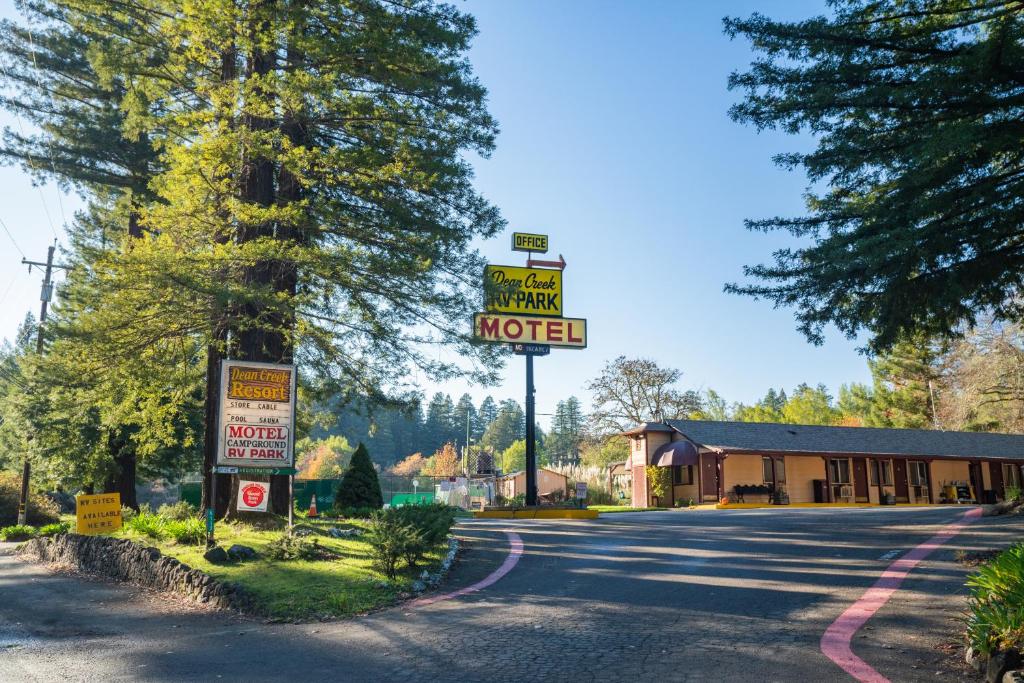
[2, 507, 1019, 682]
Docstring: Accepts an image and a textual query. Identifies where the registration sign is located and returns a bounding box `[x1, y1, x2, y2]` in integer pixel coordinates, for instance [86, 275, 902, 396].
[484, 265, 562, 317]
[217, 360, 297, 468]
[76, 492, 122, 535]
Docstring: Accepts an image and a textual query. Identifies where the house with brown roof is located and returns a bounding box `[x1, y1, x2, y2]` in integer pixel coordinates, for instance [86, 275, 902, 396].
[623, 420, 1024, 507]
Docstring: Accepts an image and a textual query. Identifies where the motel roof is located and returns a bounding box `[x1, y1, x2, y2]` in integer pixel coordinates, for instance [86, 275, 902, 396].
[655, 419, 1024, 462]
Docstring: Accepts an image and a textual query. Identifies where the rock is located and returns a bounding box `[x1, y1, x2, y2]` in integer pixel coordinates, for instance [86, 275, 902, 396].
[1004, 670, 1024, 683]
[203, 546, 229, 564]
[988, 650, 1023, 683]
[227, 545, 257, 561]
[967, 646, 987, 673]
[293, 527, 316, 537]
[327, 527, 361, 538]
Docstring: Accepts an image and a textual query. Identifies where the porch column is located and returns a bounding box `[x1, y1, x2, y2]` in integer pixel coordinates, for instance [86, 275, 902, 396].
[824, 457, 833, 503]
[926, 460, 935, 504]
[716, 455, 724, 501]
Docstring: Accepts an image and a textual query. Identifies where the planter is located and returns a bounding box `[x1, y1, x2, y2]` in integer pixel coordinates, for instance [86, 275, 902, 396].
[881, 493, 896, 505]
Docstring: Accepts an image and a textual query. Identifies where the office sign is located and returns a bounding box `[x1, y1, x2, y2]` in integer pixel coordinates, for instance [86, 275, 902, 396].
[474, 313, 586, 348]
[217, 360, 297, 468]
[511, 232, 548, 253]
[76, 493, 122, 535]
[484, 265, 562, 317]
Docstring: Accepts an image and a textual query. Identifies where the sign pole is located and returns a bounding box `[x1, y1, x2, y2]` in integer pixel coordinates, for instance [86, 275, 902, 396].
[207, 464, 217, 548]
[525, 353, 537, 506]
[288, 474, 294, 535]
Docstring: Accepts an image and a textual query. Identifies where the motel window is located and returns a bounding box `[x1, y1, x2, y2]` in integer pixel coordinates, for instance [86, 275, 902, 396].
[870, 460, 894, 486]
[762, 457, 786, 483]
[673, 465, 693, 486]
[1003, 464, 1021, 488]
[828, 459, 851, 484]
[909, 461, 928, 486]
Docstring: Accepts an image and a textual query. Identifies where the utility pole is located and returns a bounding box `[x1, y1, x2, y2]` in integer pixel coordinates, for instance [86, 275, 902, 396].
[17, 242, 58, 525]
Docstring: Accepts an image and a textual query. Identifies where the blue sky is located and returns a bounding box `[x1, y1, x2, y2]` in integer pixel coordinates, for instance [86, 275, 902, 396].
[0, 0, 870, 427]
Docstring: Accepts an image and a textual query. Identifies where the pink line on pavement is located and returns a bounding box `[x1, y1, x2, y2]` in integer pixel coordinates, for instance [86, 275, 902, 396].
[820, 507, 983, 682]
[408, 531, 524, 608]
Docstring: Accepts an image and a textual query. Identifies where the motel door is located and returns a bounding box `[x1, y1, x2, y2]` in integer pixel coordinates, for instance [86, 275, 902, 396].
[700, 455, 718, 502]
[893, 460, 910, 503]
[990, 462, 1005, 501]
[852, 458, 869, 502]
[969, 462, 984, 503]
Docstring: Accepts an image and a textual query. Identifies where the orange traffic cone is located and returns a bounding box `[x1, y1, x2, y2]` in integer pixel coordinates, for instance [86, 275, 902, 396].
[308, 494, 319, 518]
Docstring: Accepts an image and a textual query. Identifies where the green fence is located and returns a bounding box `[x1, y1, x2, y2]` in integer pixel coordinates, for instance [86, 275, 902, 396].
[177, 479, 339, 512]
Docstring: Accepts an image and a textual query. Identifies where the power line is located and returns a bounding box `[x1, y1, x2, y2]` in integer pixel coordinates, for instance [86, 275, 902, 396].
[0, 59, 61, 241]
[0, 217, 26, 258]
[0, 270, 20, 308]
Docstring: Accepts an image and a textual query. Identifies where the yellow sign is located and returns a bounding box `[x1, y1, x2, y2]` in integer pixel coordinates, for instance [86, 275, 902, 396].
[76, 492, 122, 535]
[474, 313, 586, 348]
[484, 265, 562, 316]
[511, 232, 548, 253]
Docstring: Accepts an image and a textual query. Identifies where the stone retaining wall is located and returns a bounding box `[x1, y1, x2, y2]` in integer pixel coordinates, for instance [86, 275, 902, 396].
[18, 533, 252, 612]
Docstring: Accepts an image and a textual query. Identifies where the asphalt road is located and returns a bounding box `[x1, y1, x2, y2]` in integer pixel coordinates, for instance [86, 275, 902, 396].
[1, 507, 1020, 682]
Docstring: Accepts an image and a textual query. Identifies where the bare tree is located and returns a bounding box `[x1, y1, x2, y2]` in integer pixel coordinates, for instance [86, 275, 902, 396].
[586, 356, 702, 435]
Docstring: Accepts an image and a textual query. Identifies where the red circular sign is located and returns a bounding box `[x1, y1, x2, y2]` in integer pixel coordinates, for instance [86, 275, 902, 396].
[241, 484, 265, 508]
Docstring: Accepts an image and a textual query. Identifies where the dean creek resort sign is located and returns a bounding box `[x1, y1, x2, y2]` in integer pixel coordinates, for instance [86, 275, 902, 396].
[217, 360, 297, 468]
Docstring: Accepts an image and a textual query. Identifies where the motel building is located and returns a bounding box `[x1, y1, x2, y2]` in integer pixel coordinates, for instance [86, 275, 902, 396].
[623, 420, 1024, 507]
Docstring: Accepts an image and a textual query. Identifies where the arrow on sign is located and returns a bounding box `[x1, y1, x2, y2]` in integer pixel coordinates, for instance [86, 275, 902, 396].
[527, 254, 566, 270]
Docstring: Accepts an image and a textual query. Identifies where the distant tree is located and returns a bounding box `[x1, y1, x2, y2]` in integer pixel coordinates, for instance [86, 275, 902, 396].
[477, 396, 499, 439]
[695, 389, 731, 421]
[780, 384, 841, 426]
[454, 393, 477, 449]
[296, 436, 353, 480]
[427, 442, 460, 477]
[725, 2, 1024, 351]
[866, 333, 945, 429]
[335, 443, 382, 510]
[390, 453, 427, 477]
[579, 437, 629, 469]
[586, 356, 703, 434]
[837, 383, 874, 427]
[499, 440, 527, 473]
[546, 397, 584, 463]
[423, 392, 455, 452]
[481, 400, 525, 453]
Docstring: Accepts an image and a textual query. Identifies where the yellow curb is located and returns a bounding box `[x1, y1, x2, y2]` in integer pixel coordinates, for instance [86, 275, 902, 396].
[715, 502, 961, 509]
[473, 509, 600, 519]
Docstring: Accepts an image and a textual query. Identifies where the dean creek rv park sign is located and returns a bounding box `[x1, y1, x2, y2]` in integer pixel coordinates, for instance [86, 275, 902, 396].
[473, 232, 587, 505]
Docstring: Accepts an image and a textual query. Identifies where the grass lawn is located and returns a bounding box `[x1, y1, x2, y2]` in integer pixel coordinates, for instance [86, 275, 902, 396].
[588, 505, 669, 513]
[114, 515, 443, 621]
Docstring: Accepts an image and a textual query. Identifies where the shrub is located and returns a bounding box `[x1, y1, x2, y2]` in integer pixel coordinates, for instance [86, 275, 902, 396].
[158, 501, 198, 521]
[335, 506, 376, 519]
[966, 543, 1024, 655]
[365, 511, 421, 580]
[0, 472, 60, 527]
[334, 443, 383, 510]
[165, 517, 205, 545]
[265, 535, 336, 561]
[0, 524, 37, 541]
[121, 505, 138, 522]
[126, 511, 167, 540]
[1005, 484, 1022, 504]
[38, 522, 70, 537]
[387, 503, 456, 566]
